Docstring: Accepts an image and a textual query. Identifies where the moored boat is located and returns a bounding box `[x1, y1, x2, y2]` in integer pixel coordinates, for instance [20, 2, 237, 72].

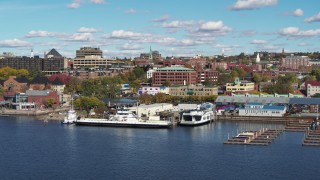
[179, 102, 215, 126]
[75, 107, 173, 128]
[61, 98, 77, 125]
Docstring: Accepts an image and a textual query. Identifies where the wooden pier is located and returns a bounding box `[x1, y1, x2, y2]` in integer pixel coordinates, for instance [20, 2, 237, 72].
[285, 119, 312, 132]
[302, 130, 320, 146]
[224, 128, 284, 146]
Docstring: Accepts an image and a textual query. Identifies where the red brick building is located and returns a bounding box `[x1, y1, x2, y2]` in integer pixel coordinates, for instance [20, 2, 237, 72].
[152, 66, 197, 86]
[3, 76, 29, 93]
[26, 90, 60, 108]
[161, 59, 186, 67]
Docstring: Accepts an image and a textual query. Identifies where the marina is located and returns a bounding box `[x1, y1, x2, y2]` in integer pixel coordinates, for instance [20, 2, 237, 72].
[303, 130, 320, 146]
[224, 128, 284, 146]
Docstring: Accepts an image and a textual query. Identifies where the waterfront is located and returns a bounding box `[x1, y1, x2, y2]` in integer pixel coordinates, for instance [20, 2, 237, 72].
[0, 116, 319, 180]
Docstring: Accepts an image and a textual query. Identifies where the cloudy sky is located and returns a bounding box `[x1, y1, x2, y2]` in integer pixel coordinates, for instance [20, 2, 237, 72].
[0, 0, 319, 58]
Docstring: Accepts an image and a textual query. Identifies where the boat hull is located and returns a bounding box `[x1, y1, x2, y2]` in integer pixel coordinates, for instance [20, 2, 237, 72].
[75, 119, 172, 128]
[179, 119, 212, 126]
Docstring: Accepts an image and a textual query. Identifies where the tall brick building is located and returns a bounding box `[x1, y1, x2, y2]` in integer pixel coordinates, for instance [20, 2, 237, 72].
[152, 66, 197, 86]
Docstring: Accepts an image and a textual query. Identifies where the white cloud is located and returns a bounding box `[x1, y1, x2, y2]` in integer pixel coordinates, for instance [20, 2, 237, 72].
[304, 12, 320, 23]
[64, 33, 94, 41]
[109, 30, 151, 39]
[125, 8, 136, 14]
[152, 14, 170, 22]
[67, 0, 105, 9]
[250, 39, 267, 44]
[293, 9, 303, 17]
[120, 43, 143, 50]
[230, 0, 278, 10]
[200, 21, 224, 31]
[0, 39, 32, 47]
[68, 0, 81, 9]
[298, 42, 308, 46]
[26, 30, 55, 37]
[162, 20, 195, 29]
[161, 20, 232, 36]
[279, 27, 320, 37]
[77, 27, 101, 33]
[90, 0, 105, 4]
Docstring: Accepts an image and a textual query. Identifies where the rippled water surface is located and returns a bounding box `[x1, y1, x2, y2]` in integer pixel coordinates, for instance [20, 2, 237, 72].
[0, 116, 318, 180]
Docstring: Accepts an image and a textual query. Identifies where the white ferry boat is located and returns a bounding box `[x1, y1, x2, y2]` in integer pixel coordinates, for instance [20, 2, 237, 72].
[75, 107, 173, 128]
[179, 102, 215, 126]
[61, 99, 77, 125]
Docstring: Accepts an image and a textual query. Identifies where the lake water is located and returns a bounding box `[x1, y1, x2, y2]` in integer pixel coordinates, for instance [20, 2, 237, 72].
[0, 116, 319, 180]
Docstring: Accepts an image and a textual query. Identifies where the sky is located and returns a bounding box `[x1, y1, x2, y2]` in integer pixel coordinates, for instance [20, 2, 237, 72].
[0, 0, 319, 58]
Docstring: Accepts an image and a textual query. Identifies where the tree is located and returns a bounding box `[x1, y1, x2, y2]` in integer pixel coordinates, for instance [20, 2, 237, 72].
[253, 73, 262, 83]
[74, 96, 105, 115]
[310, 69, 320, 81]
[46, 98, 54, 108]
[304, 75, 317, 82]
[313, 93, 320, 98]
[163, 80, 171, 86]
[218, 74, 232, 85]
[154, 93, 168, 103]
[139, 93, 153, 104]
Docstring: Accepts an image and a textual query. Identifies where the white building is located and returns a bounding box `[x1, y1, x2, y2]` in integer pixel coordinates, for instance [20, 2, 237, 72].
[146, 67, 159, 79]
[129, 103, 173, 120]
[305, 81, 320, 97]
[239, 103, 286, 117]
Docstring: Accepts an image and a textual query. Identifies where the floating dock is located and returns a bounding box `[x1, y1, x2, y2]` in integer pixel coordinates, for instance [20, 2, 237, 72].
[224, 128, 284, 146]
[302, 130, 320, 146]
[285, 119, 312, 132]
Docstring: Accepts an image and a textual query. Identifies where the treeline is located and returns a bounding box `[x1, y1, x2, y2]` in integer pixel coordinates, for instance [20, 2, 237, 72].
[138, 93, 217, 105]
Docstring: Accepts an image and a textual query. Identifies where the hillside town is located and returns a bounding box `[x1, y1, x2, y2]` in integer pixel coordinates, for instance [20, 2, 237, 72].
[0, 47, 319, 120]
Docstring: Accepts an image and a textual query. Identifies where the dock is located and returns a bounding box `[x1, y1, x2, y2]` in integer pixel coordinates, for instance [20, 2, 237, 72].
[224, 128, 284, 146]
[285, 119, 312, 132]
[302, 130, 320, 146]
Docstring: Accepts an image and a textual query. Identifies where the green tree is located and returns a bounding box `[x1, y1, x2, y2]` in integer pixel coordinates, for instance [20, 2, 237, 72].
[65, 77, 81, 93]
[163, 80, 171, 86]
[74, 96, 105, 114]
[304, 75, 317, 82]
[139, 93, 153, 104]
[154, 93, 168, 103]
[218, 73, 233, 85]
[310, 69, 320, 81]
[313, 93, 320, 98]
[253, 73, 262, 83]
[47, 98, 54, 108]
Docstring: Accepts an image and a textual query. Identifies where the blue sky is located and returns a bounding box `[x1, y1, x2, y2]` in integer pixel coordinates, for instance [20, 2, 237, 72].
[0, 0, 319, 58]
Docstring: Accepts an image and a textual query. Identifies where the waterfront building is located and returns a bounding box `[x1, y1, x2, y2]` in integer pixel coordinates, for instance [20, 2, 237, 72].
[128, 103, 173, 119]
[29, 76, 51, 90]
[225, 78, 255, 94]
[138, 86, 161, 95]
[26, 90, 60, 108]
[51, 78, 65, 93]
[3, 76, 29, 93]
[152, 66, 197, 86]
[238, 103, 287, 117]
[281, 55, 310, 70]
[169, 85, 218, 96]
[305, 81, 320, 97]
